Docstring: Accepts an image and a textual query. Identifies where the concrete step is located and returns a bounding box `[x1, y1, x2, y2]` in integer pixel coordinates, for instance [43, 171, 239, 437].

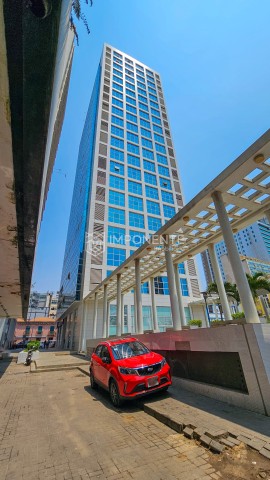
[36, 361, 88, 370]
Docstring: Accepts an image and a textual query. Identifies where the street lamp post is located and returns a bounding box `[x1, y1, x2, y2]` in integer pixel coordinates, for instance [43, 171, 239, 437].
[202, 291, 211, 326]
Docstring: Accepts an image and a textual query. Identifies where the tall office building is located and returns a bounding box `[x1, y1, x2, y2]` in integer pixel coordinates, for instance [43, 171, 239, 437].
[58, 45, 202, 335]
[202, 218, 270, 285]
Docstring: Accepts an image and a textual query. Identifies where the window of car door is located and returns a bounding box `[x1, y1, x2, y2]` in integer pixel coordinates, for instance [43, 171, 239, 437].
[101, 346, 111, 364]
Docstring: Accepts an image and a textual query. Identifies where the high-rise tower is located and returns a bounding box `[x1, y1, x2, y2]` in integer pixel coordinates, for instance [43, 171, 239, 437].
[58, 45, 202, 338]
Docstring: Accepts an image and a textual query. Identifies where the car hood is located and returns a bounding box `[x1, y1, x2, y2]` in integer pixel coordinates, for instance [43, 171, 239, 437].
[116, 351, 163, 368]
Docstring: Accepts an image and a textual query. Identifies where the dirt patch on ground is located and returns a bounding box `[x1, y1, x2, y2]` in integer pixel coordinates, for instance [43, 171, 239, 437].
[209, 444, 270, 480]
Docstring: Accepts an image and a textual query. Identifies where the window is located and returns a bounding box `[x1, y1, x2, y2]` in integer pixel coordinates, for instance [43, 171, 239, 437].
[126, 113, 137, 123]
[110, 175, 124, 190]
[108, 207, 125, 224]
[155, 143, 166, 154]
[152, 115, 161, 125]
[147, 200, 160, 215]
[127, 154, 140, 167]
[145, 185, 159, 200]
[140, 110, 150, 120]
[139, 102, 148, 111]
[129, 212, 144, 228]
[159, 178, 172, 190]
[154, 134, 165, 144]
[126, 82, 135, 91]
[49, 326, 55, 332]
[112, 98, 123, 108]
[138, 95, 147, 104]
[149, 93, 158, 102]
[126, 96, 136, 106]
[127, 122, 138, 133]
[111, 115, 124, 127]
[153, 125, 163, 134]
[112, 106, 123, 117]
[142, 138, 153, 149]
[150, 100, 159, 109]
[126, 104, 137, 114]
[111, 137, 124, 149]
[161, 190, 174, 203]
[127, 132, 139, 144]
[142, 148, 154, 160]
[138, 88, 146, 96]
[143, 160, 155, 172]
[147, 80, 156, 89]
[158, 165, 170, 177]
[126, 89, 135, 98]
[129, 230, 146, 247]
[148, 216, 162, 231]
[178, 262, 185, 275]
[148, 86, 156, 95]
[113, 80, 123, 90]
[113, 68, 122, 77]
[144, 172, 157, 185]
[141, 128, 152, 138]
[37, 325, 43, 333]
[128, 166, 141, 180]
[180, 278, 189, 296]
[110, 161, 124, 176]
[128, 180, 142, 195]
[126, 75, 134, 84]
[140, 118, 151, 129]
[137, 74, 145, 83]
[111, 125, 124, 138]
[155, 277, 169, 295]
[157, 153, 168, 165]
[129, 195, 143, 211]
[109, 190, 125, 206]
[113, 62, 122, 71]
[126, 69, 134, 77]
[137, 81, 146, 89]
[127, 143, 139, 155]
[112, 89, 123, 100]
[110, 148, 124, 161]
[163, 205, 175, 218]
[108, 226, 125, 245]
[107, 247, 126, 266]
[141, 282, 149, 294]
[151, 108, 160, 117]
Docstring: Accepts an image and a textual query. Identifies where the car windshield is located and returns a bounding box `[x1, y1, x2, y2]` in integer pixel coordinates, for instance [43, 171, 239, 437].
[111, 341, 149, 360]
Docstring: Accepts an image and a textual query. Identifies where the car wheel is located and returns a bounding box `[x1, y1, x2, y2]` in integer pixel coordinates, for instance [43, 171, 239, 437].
[90, 371, 97, 390]
[109, 379, 122, 407]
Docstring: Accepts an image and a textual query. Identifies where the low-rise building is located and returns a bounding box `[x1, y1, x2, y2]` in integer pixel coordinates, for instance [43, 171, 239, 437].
[13, 318, 56, 345]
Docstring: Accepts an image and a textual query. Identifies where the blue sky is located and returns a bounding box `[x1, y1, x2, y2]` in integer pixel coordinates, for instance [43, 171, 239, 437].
[32, 0, 270, 292]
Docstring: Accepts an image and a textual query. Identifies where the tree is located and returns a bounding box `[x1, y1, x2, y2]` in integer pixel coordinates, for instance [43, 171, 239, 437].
[70, 0, 93, 45]
[245, 272, 270, 300]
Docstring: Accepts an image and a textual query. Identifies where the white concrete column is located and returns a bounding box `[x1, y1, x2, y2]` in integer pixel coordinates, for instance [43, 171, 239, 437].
[149, 277, 159, 332]
[106, 300, 110, 337]
[116, 274, 122, 336]
[173, 263, 186, 327]
[133, 288, 137, 333]
[264, 208, 270, 224]
[164, 236, 181, 330]
[93, 292, 98, 339]
[102, 284, 108, 338]
[212, 191, 260, 323]
[208, 243, 232, 321]
[79, 301, 88, 352]
[127, 305, 132, 333]
[135, 259, 144, 333]
[121, 293, 125, 334]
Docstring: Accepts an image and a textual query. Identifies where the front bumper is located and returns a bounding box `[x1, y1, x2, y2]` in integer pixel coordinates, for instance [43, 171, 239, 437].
[119, 368, 172, 399]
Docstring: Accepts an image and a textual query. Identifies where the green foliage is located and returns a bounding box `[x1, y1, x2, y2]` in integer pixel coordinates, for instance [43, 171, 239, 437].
[188, 319, 202, 327]
[70, 0, 93, 45]
[232, 312, 245, 319]
[246, 272, 270, 300]
[210, 320, 225, 325]
[24, 341, 40, 352]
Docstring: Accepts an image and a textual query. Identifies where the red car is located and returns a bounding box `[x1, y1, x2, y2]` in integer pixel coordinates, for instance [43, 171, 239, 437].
[89, 337, 171, 407]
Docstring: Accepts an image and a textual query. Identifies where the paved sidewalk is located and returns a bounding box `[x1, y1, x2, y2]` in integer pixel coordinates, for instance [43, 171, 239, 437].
[30, 352, 89, 372]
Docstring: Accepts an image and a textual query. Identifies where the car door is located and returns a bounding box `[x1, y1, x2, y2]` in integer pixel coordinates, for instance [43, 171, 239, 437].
[99, 345, 112, 387]
[91, 344, 103, 383]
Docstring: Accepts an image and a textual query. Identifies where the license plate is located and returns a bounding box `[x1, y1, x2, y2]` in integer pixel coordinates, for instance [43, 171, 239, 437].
[148, 376, 159, 388]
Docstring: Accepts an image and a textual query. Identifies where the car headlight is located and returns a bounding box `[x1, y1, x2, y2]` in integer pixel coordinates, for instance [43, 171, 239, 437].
[161, 358, 167, 368]
[118, 367, 138, 375]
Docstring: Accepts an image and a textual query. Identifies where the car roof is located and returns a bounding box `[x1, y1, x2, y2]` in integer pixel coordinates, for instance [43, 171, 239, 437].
[97, 337, 138, 347]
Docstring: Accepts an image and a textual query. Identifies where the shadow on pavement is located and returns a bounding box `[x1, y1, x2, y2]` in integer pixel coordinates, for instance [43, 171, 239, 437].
[0, 358, 14, 378]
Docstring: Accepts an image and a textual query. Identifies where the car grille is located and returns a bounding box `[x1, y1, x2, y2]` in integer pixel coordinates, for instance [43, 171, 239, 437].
[137, 362, 162, 376]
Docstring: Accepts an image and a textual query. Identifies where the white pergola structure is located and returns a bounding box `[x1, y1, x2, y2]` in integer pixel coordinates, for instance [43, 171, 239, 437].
[84, 130, 270, 339]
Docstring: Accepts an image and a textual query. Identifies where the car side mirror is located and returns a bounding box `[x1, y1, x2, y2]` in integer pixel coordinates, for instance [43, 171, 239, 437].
[102, 356, 111, 364]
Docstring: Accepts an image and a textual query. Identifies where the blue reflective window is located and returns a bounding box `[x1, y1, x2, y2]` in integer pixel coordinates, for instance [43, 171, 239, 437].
[111, 138, 124, 151]
[126, 89, 136, 98]
[113, 68, 122, 78]
[161, 190, 174, 203]
[126, 96, 136, 106]
[158, 165, 170, 177]
[139, 102, 148, 111]
[178, 262, 185, 275]
[129, 212, 144, 228]
[143, 160, 155, 172]
[111, 125, 124, 138]
[150, 101, 159, 109]
[148, 86, 156, 95]
[154, 277, 169, 295]
[157, 153, 168, 165]
[140, 118, 151, 129]
[108, 226, 125, 245]
[142, 138, 153, 149]
[180, 278, 189, 296]
[144, 172, 157, 185]
[109, 190, 125, 207]
[128, 166, 141, 180]
[129, 231, 146, 247]
[137, 74, 145, 83]
[138, 95, 147, 104]
[142, 148, 154, 160]
[111, 115, 124, 127]
[154, 134, 165, 144]
[155, 143, 166, 154]
[147, 80, 156, 89]
[126, 75, 134, 84]
[127, 154, 140, 168]
[126, 69, 134, 77]
[126, 104, 137, 114]
[141, 282, 149, 294]
[147, 200, 160, 215]
[127, 143, 139, 155]
[110, 148, 124, 161]
[129, 195, 143, 211]
[112, 106, 123, 117]
[110, 175, 124, 190]
[151, 108, 160, 117]
[153, 124, 163, 134]
[137, 81, 146, 89]
[145, 185, 159, 200]
[107, 247, 126, 266]
[164, 205, 175, 218]
[113, 80, 123, 89]
[140, 110, 150, 120]
[148, 216, 162, 231]
[127, 132, 139, 144]
[126, 113, 137, 123]
[149, 93, 158, 102]
[138, 88, 146, 96]
[108, 207, 125, 225]
[128, 180, 142, 195]
[127, 122, 138, 133]
[159, 178, 172, 190]
[141, 128, 152, 138]
[112, 97, 123, 108]
[112, 89, 123, 100]
[126, 82, 135, 90]
[152, 116, 161, 125]
[110, 161, 124, 176]
[113, 62, 122, 71]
